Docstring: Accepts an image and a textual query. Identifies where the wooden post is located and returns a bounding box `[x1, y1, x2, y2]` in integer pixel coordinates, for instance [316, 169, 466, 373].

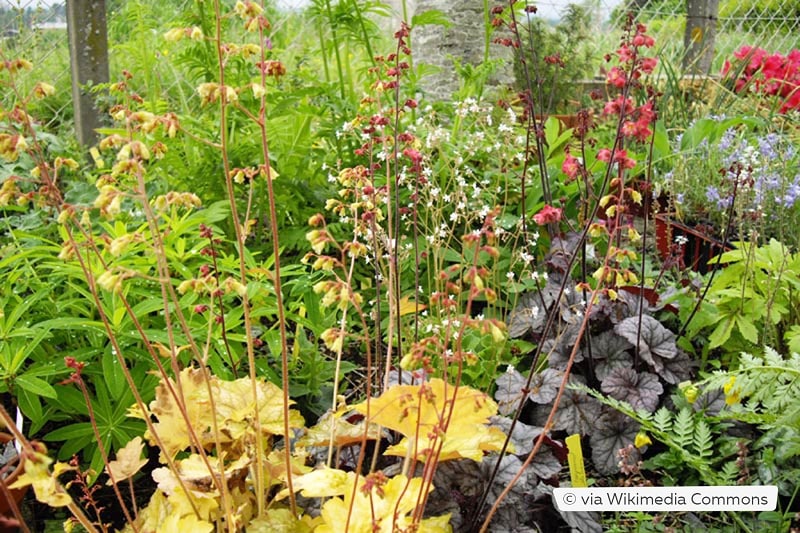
[683, 0, 719, 74]
[66, 0, 109, 147]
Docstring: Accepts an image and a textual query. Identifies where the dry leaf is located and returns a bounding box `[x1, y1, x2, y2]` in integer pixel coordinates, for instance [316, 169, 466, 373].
[106, 436, 148, 485]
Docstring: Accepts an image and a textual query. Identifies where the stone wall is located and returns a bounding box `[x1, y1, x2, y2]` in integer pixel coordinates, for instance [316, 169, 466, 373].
[383, 0, 513, 101]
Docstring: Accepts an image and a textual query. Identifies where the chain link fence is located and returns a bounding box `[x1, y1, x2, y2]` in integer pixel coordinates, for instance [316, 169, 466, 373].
[2, 0, 798, 134]
[533, 0, 800, 70]
[0, 1, 72, 128]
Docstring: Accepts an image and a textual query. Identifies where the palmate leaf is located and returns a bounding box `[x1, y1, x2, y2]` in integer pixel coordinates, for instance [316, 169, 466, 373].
[657, 349, 694, 384]
[535, 379, 602, 435]
[139, 368, 304, 460]
[536, 482, 602, 533]
[487, 504, 538, 533]
[288, 470, 451, 533]
[507, 291, 549, 338]
[495, 367, 564, 414]
[507, 274, 565, 338]
[495, 368, 529, 415]
[481, 454, 531, 506]
[589, 410, 640, 474]
[425, 459, 485, 530]
[546, 233, 591, 273]
[544, 324, 583, 369]
[530, 368, 562, 404]
[105, 436, 148, 486]
[600, 368, 663, 412]
[354, 378, 506, 462]
[592, 330, 634, 381]
[615, 315, 678, 364]
[490, 416, 545, 457]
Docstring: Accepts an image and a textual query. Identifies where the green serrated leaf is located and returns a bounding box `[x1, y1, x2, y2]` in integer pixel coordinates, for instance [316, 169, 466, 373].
[708, 316, 735, 349]
[15, 373, 57, 399]
[736, 315, 759, 344]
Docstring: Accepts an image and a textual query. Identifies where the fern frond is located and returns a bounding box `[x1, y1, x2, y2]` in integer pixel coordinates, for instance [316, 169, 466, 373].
[673, 408, 694, 450]
[719, 461, 739, 484]
[653, 407, 672, 433]
[693, 419, 714, 459]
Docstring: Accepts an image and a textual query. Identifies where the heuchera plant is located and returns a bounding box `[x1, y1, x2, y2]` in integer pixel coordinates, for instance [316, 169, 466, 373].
[722, 46, 800, 113]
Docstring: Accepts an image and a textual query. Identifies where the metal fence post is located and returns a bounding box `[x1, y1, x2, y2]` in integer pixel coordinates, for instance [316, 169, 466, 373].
[66, 0, 109, 147]
[683, 0, 719, 74]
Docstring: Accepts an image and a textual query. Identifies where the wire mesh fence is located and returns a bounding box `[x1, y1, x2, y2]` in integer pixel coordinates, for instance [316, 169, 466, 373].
[0, 1, 71, 128]
[1, 0, 798, 134]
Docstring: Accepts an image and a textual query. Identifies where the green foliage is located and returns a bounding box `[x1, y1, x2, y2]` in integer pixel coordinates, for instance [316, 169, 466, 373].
[513, 3, 597, 114]
[582, 385, 739, 485]
[698, 346, 800, 515]
[679, 239, 800, 362]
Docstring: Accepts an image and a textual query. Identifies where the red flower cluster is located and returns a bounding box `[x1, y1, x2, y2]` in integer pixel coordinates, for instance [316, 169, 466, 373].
[722, 46, 800, 113]
[533, 204, 563, 225]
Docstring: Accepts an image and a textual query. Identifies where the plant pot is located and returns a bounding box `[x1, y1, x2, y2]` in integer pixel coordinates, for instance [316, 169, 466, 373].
[654, 213, 730, 274]
[0, 433, 28, 531]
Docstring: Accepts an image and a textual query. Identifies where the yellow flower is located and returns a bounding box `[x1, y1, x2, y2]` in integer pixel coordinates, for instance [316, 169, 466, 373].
[163, 27, 185, 42]
[723, 376, 739, 405]
[634, 431, 652, 449]
[97, 271, 121, 293]
[33, 81, 55, 98]
[320, 328, 343, 353]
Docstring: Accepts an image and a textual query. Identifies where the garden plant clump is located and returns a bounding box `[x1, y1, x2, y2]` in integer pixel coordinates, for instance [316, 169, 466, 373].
[1, 1, 800, 532]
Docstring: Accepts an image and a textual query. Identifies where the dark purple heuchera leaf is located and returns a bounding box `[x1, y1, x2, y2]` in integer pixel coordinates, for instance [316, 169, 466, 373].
[491, 416, 543, 455]
[558, 286, 597, 325]
[482, 454, 531, 506]
[615, 315, 678, 369]
[487, 505, 539, 533]
[528, 445, 563, 481]
[494, 368, 563, 415]
[600, 367, 663, 412]
[658, 349, 694, 384]
[535, 379, 602, 435]
[693, 387, 727, 415]
[591, 330, 634, 381]
[536, 483, 603, 533]
[507, 275, 565, 338]
[561, 509, 603, 533]
[544, 324, 583, 369]
[495, 368, 528, 416]
[426, 459, 485, 531]
[507, 292, 547, 338]
[529, 368, 562, 404]
[590, 409, 640, 475]
[546, 232, 593, 273]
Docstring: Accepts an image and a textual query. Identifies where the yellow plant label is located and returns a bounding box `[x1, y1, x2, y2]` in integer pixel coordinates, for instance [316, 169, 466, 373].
[565, 433, 587, 488]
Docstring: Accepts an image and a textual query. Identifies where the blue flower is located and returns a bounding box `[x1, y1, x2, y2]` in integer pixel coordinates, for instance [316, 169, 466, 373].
[758, 133, 780, 161]
[718, 128, 736, 152]
[782, 177, 800, 208]
[706, 185, 732, 210]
